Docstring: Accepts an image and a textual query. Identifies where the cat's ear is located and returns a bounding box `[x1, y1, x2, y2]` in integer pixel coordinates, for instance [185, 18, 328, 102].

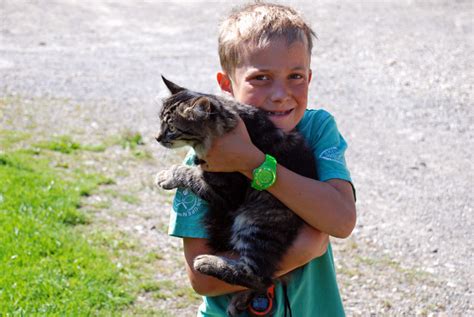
[161, 75, 185, 94]
[186, 97, 213, 120]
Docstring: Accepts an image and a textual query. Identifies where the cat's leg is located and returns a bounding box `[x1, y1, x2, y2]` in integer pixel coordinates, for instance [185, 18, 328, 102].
[156, 165, 195, 189]
[193, 254, 270, 290]
[227, 290, 256, 317]
[156, 165, 225, 206]
[223, 211, 288, 287]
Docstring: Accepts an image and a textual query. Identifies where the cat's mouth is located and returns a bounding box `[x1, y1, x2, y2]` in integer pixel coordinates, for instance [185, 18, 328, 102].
[160, 141, 173, 148]
[160, 139, 190, 149]
[265, 109, 293, 117]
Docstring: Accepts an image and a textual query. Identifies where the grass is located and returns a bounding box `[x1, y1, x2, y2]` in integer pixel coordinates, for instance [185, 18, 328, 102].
[0, 129, 32, 149]
[34, 135, 107, 154]
[119, 130, 145, 150]
[0, 126, 200, 315]
[0, 149, 133, 315]
[101, 189, 141, 205]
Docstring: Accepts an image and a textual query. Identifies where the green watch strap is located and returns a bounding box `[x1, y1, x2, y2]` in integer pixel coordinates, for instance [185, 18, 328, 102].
[251, 154, 277, 191]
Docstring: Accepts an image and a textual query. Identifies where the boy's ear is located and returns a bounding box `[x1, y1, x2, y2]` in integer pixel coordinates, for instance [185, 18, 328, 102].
[308, 69, 312, 84]
[217, 72, 233, 95]
[161, 75, 185, 94]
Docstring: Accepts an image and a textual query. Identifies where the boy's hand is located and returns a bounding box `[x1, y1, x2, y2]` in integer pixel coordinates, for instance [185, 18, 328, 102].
[201, 117, 264, 176]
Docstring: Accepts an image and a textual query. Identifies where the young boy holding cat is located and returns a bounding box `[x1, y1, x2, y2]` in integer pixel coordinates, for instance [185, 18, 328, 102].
[168, 2, 356, 316]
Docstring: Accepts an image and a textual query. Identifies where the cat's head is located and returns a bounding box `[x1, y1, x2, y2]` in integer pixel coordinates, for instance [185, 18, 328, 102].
[156, 76, 238, 157]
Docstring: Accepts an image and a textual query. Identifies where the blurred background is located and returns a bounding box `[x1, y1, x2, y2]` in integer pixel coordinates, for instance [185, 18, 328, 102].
[1, 0, 472, 315]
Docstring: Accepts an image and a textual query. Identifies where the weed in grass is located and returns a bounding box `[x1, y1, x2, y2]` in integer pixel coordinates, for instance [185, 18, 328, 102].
[0, 130, 32, 150]
[91, 230, 138, 254]
[35, 135, 81, 154]
[34, 135, 107, 154]
[145, 252, 164, 262]
[141, 281, 166, 293]
[133, 149, 153, 160]
[115, 169, 131, 177]
[353, 254, 433, 285]
[382, 300, 393, 310]
[120, 130, 145, 150]
[101, 189, 140, 205]
[337, 266, 361, 278]
[131, 307, 176, 317]
[88, 200, 112, 210]
[120, 194, 141, 205]
[82, 144, 107, 152]
[173, 286, 201, 302]
[138, 280, 199, 304]
[72, 169, 115, 197]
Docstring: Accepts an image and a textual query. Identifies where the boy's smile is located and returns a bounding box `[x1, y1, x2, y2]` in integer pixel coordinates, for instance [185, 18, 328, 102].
[218, 38, 312, 132]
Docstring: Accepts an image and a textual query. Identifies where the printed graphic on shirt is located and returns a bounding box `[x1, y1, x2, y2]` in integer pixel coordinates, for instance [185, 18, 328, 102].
[319, 147, 345, 165]
[173, 188, 206, 217]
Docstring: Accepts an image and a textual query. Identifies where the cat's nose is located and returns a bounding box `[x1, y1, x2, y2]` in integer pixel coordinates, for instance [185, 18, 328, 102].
[155, 134, 162, 142]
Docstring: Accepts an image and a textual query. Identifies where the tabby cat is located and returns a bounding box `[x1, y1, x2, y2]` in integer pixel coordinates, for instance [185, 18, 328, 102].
[156, 76, 317, 316]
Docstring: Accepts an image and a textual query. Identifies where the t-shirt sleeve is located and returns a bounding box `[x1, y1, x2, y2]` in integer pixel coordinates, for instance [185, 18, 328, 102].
[167, 150, 210, 239]
[313, 114, 353, 183]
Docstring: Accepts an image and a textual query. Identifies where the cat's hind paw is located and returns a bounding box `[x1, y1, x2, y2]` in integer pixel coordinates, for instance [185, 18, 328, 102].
[155, 169, 178, 190]
[227, 291, 255, 317]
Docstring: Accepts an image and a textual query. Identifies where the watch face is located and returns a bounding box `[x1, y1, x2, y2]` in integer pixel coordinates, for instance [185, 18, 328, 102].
[257, 168, 275, 185]
[251, 154, 277, 190]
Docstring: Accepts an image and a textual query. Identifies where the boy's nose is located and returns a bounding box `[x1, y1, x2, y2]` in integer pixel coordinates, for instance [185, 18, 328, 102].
[270, 81, 290, 103]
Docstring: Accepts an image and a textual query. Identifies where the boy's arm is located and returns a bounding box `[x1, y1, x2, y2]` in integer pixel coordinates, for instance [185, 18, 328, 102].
[183, 224, 329, 296]
[202, 119, 356, 238]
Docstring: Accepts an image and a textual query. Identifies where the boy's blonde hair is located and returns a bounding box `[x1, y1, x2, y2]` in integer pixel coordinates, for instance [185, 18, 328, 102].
[218, 1, 316, 77]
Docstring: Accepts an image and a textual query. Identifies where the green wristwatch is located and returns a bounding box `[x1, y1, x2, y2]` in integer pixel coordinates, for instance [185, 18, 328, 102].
[251, 154, 277, 191]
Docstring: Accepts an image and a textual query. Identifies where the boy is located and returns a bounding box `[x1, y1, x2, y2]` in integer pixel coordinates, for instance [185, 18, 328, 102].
[168, 2, 356, 316]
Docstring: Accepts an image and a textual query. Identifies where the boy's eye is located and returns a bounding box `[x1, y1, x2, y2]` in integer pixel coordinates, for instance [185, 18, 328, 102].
[289, 73, 304, 80]
[254, 75, 269, 81]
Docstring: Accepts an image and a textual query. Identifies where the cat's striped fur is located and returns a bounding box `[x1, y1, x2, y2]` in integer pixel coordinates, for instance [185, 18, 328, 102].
[156, 76, 317, 316]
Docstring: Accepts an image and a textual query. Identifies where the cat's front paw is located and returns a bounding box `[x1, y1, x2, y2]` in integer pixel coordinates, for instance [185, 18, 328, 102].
[155, 169, 178, 190]
[193, 254, 227, 276]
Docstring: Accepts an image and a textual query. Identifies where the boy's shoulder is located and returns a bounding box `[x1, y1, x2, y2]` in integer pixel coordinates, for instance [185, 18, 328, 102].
[297, 108, 335, 137]
[301, 108, 333, 123]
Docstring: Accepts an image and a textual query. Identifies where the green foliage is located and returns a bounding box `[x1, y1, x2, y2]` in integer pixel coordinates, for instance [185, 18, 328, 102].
[120, 131, 144, 150]
[34, 135, 107, 154]
[0, 130, 32, 150]
[0, 151, 133, 314]
[35, 135, 81, 154]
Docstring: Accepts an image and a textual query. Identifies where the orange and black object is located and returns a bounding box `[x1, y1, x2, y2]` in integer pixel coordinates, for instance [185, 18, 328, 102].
[248, 285, 275, 316]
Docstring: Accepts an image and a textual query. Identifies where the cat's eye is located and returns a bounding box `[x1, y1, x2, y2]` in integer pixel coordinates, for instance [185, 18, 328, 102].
[168, 126, 176, 133]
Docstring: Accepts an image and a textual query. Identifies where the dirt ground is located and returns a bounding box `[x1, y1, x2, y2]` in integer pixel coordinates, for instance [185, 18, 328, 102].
[1, 0, 472, 315]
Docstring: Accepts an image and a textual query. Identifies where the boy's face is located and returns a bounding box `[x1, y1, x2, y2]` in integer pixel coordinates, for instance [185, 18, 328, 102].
[218, 38, 312, 132]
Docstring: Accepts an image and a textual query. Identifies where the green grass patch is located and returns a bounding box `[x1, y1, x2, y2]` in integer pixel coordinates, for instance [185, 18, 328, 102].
[118, 130, 145, 150]
[132, 149, 153, 160]
[0, 150, 133, 315]
[34, 135, 107, 154]
[0, 130, 32, 150]
[101, 189, 140, 205]
[139, 279, 199, 302]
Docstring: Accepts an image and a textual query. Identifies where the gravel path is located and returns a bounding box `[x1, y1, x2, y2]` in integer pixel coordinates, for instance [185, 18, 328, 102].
[1, 0, 472, 315]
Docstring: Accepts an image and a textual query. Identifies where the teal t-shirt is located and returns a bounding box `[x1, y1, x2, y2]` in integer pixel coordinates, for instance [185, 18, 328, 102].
[168, 109, 353, 317]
